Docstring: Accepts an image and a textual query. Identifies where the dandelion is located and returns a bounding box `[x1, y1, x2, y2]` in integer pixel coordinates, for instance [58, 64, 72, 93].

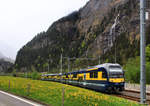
[0, 76, 140, 106]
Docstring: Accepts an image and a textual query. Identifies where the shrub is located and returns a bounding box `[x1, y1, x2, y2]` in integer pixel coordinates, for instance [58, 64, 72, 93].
[12, 69, 17, 77]
[31, 66, 40, 80]
[124, 56, 150, 84]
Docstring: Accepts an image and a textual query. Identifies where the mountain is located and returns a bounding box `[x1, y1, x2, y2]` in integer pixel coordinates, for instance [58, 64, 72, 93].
[0, 52, 13, 72]
[0, 59, 13, 73]
[0, 52, 5, 59]
[0, 51, 14, 63]
[15, 0, 150, 72]
[0, 40, 16, 60]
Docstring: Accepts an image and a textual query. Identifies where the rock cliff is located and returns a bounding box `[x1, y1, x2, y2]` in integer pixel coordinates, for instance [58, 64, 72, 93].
[15, 0, 150, 71]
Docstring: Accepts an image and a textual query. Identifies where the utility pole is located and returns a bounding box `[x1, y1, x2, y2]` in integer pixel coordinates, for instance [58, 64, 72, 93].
[68, 57, 70, 73]
[140, 0, 146, 104]
[61, 54, 63, 74]
[115, 29, 117, 63]
[113, 26, 117, 63]
[48, 59, 50, 72]
[60, 54, 63, 82]
[99, 56, 101, 64]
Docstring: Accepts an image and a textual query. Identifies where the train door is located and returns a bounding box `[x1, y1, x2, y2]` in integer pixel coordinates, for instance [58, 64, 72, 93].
[101, 68, 108, 81]
[83, 72, 86, 85]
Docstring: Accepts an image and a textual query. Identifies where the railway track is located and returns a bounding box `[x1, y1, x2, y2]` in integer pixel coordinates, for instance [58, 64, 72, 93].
[113, 89, 150, 104]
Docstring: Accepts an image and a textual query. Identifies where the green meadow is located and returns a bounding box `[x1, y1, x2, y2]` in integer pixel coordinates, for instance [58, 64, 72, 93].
[0, 76, 141, 106]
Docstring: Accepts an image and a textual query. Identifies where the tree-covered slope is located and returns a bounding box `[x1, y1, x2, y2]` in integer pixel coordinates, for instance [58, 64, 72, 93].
[15, 0, 150, 72]
[0, 59, 13, 73]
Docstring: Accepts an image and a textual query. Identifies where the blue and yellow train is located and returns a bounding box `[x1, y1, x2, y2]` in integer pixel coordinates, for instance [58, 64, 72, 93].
[41, 63, 125, 93]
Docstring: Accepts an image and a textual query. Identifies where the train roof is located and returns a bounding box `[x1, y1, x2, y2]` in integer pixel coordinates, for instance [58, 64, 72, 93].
[42, 73, 62, 76]
[93, 63, 120, 68]
[63, 69, 87, 75]
[42, 63, 122, 76]
[92, 63, 122, 72]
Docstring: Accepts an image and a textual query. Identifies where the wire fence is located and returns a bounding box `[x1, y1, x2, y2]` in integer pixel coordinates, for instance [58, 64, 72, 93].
[125, 83, 150, 92]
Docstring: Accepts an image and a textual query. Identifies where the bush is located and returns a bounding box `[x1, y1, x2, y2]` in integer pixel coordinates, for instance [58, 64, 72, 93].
[31, 71, 40, 80]
[124, 56, 150, 84]
[124, 56, 140, 83]
[12, 69, 17, 77]
[31, 66, 40, 80]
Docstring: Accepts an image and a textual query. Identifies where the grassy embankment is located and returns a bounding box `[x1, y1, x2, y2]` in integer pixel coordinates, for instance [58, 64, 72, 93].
[0, 76, 142, 106]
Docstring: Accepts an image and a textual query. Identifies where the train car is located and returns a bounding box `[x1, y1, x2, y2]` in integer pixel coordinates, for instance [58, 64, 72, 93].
[41, 63, 125, 93]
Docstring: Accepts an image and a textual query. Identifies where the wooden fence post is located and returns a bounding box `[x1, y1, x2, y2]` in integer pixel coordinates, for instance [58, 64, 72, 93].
[8, 80, 10, 90]
[27, 84, 31, 96]
[62, 86, 65, 106]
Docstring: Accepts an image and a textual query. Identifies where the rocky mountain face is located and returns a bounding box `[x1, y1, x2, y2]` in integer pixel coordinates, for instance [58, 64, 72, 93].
[15, 0, 150, 71]
[0, 59, 13, 72]
[0, 52, 14, 63]
[0, 41, 16, 60]
[0, 52, 6, 59]
[0, 52, 13, 72]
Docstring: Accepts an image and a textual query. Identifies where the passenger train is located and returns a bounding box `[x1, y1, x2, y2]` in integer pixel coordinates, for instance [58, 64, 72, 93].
[41, 63, 125, 93]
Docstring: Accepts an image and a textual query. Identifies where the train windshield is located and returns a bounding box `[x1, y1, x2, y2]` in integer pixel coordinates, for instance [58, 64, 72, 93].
[109, 66, 123, 78]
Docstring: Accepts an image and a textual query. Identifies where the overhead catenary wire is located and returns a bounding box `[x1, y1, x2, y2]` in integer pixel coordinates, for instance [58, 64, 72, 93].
[60, 55, 101, 74]
[62, 57, 98, 60]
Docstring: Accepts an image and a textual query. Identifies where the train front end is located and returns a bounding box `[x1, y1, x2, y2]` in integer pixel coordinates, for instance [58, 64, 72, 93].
[107, 64, 125, 92]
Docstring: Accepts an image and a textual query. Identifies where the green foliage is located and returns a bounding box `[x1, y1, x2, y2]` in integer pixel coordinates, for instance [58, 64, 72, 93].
[43, 63, 48, 68]
[61, 48, 64, 53]
[81, 41, 85, 48]
[31, 71, 40, 80]
[146, 25, 150, 45]
[93, 34, 96, 39]
[31, 66, 40, 80]
[14, 0, 145, 74]
[102, 32, 140, 65]
[146, 44, 150, 61]
[31, 66, 36, 72]
[0, 76, 140, 106]
[124, 56, 140, 83]
[58, 11, 79, 23]
[105, 59, 109, 63]
[12, 69, 17, 77]
[75, 59, 80, 65]
[124, 55, 150, 84]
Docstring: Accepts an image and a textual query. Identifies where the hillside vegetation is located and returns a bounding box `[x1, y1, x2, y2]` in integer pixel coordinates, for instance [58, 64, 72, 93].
[0, 59, 13, 73]
[124, 44, 150, 84]
[14, 0, 150, 73]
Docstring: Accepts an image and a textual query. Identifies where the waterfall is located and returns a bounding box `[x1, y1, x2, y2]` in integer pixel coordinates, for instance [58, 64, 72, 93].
[109, 13, 120, 47]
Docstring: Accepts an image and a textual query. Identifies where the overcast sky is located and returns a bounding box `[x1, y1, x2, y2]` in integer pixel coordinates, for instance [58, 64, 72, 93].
[0, 0, 89, 59]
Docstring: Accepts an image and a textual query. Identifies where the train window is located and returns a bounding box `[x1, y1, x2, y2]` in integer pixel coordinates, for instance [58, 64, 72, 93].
[102, 71, 107, 78]
[90, 72, 94, 78]
[73, 74, 77, 78]
[66, 75, 68, 78]
[109, 72, 123, 78]
[94, 71, 98, 78]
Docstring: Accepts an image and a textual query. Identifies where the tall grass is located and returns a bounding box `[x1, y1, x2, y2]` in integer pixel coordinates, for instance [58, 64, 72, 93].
[0, 76, 141, 106]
